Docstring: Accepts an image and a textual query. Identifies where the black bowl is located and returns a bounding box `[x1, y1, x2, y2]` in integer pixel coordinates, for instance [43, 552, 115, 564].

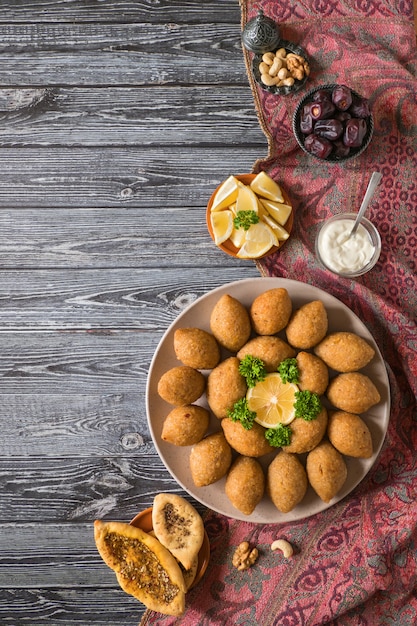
[292, 84, 374, 162]
[252, 40, 310, 96]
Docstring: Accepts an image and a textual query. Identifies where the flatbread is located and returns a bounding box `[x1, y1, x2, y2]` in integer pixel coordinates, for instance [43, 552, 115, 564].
[181, 555, 198, 590]
[152, 494, 205, 570]
[94, 520, 186, 616]
[148, 529, 198, 590]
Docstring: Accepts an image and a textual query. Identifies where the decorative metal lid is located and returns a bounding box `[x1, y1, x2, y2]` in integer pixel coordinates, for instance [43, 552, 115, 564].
[241, 10, 281, 54]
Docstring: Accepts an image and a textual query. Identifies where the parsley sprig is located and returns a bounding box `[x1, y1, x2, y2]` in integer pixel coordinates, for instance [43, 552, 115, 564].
[294, 390, 322, 421]
[265, 423, 292, 447]
[238, 355, 267, 388]
[278, 358, 299, 384]
[227, 398, 256, 430]
[233, 210, 259, 231]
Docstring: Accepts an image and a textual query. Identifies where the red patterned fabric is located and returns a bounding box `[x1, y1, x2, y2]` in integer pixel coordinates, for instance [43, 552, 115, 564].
[141, 2, 417, 624]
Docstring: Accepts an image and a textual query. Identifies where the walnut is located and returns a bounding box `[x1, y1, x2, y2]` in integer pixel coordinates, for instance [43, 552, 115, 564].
[286, 53, 310, 81]
[232, 541, 259, 571]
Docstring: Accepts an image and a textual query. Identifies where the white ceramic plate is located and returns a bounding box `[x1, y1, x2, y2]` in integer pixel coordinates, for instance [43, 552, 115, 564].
[146, 278, 390, 524]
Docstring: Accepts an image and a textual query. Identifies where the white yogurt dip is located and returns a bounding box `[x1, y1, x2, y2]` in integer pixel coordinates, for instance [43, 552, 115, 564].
[317, 218, 376, 274]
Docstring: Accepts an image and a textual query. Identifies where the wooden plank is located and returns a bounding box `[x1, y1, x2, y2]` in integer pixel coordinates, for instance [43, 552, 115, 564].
[0, 586, 147, 625]
[0, 393, 151, 456]
[0, 23, 247, 85]
[0, 146, 263, 207]
[0, 86, 264, 147]
[0, 458, 183, 522]
[0, 0, 241, 23]
[0, 210, 267, 268]
[0, 267, 260, 327]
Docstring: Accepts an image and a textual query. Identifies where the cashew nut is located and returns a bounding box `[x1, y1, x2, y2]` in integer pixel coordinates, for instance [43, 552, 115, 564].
[268, 56, 283, 76]
[271, 539, 294, 558]
[262, 52, 275, 65]
[275, 47, 287, 58]
[261, 73, 281, 87]
[259, 61, 272, 75]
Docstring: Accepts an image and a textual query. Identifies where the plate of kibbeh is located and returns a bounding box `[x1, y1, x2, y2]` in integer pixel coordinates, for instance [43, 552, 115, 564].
[146, 278, 390, 524]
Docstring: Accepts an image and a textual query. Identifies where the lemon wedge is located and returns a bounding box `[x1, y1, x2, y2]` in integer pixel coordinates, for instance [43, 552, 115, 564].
[260, 198, 292, 226]
[229, 225, 247, 248]
[235, 184, 260, 214]
[247, 373, 298, 427]
[250, 171, 284, 203]
[261, 214, 290, 241]
[211, 210, 234, 245]
[211, 175, 240, 212]
[236, 222, 277, 259]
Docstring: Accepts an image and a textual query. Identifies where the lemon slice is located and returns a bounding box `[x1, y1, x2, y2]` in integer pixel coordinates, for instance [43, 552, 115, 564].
[247, 373, 298, 427]
[261, 215, 290, 241]
[260, 198, 292, 226]
[236, 222, 276, 259]
[211, 210, 234, 245]
[235, 184, 260, 214]
[211, 175, 240, 212]
[250, 171, 284, 203]
[229, 225, 246, 248]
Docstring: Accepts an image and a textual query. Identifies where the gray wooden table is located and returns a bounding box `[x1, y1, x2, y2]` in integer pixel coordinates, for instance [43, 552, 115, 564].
[0, 1, 267, 624]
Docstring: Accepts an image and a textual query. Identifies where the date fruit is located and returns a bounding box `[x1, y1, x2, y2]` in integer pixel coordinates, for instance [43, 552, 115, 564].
[332, 85, 353, 111]
[349, 96, 371, 118]
[304, 134, 333, 159]
[343, 118, 367, 147]
[300, 104, 314, 134]
[310, 100, 336, 120]
[314, 119, 343, 141]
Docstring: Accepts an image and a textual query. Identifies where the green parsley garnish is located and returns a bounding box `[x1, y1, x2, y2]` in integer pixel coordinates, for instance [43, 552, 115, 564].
[227, 398, 256, 430]
[238, 355, 267, 388]
[294, 390, 322, 421]
[233, 210, 259, 231]
[278, 358, 299, 384]
[265, 424, 292, 447]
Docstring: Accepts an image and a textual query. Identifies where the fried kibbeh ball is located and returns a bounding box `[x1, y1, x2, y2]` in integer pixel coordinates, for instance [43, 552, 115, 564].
[328, 411, 373, 458]
[285, 300, 328, 349]
[237, 336, 296, 372]
[314, 332, 375, 372]
[189, 431, 232, 487]
[210, 294, 251, 352]
[267, 451, 308, 513]
[250, 288, 292, 335]
[157, 366, 205, 406]
[225, 456, 265, 515]
[174, 327, 220, 370]
[327, 372, 381, 413]
[206, 357, 247, 419]
[296, 351, 329, 395]
[284, 407, 328, 454]
[221, 417, 274, 457]
[161, 405, 210, 446]
[306, 441, 347, 503]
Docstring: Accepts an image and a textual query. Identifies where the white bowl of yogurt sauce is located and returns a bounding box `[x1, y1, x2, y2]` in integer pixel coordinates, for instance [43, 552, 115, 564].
[316, 212, 381, 277]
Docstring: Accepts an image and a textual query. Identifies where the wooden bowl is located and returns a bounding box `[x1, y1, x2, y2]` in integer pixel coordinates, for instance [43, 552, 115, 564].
[130, 507, 210, 589]
[206, 173, 293, 258]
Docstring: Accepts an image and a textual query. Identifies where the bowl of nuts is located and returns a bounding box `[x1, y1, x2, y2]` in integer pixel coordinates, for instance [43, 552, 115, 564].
[252, 41, 310, 96]
[292, 84, 374, 162]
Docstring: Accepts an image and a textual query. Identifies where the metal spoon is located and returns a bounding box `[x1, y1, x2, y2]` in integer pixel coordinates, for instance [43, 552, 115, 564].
[348, 171, 382, 238]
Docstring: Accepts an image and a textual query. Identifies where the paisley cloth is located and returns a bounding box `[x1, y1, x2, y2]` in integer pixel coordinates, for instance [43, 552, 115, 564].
[141, 1, 417, 624]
